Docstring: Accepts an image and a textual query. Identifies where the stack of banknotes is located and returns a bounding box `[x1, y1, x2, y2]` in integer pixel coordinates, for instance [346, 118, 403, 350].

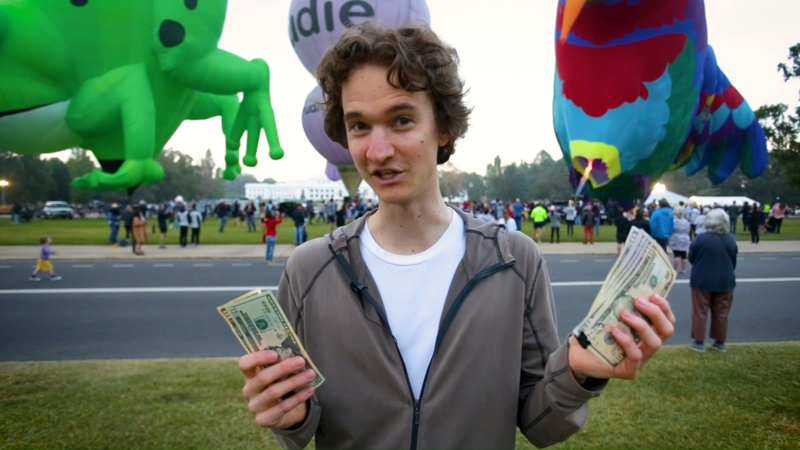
[218, 289, 325, 388]
[573, 227, 676, 367]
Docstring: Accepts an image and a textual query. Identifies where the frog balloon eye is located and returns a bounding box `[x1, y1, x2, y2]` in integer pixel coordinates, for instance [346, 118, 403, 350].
[185, 0, 197, 10]
[159, 20, 186, 48]
[70, 0, 88, 6]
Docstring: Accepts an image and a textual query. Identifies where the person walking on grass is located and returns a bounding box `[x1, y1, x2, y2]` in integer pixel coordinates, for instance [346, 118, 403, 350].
[772, 202, 786, 234]
[237, 23, 675, 449]
[107, 203, 121, 244]
[513, 198, 524, 231]
[292, 204, 306, 245]
[29, 236, 62, 281]
[531, 202, 548, 243]
[132, 206, 148, 256]
[688, 209, 737, 353]
[189, 203, 202, 247]
[564, 200, 577, 236]
[325, 198, 337, 232]
[245, 200, 257, 232]
[157, 203, 170, 249]
[549, 206, 561, 243]
[649, 199, 674, 252]
[215, 201, 230, 232]
[614, 207, 632, 254]
[669, 207, 692, 274]
[177, 206, 190, 249]
[262, 211, 283, 263]
[581, 205, 595, 245]
[748, 203, 761, 244]
[726, 201, 740, 234]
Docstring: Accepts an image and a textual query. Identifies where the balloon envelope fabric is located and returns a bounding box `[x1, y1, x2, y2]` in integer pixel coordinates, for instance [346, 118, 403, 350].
[289, 0, 431, 74]
[0, 0, 284, 192]
[553, 0, 768, 201]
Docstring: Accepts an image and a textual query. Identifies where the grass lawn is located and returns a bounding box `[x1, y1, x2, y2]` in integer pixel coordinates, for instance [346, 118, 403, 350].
[1, 343, 798, 449]
[2, 216, 799, 246]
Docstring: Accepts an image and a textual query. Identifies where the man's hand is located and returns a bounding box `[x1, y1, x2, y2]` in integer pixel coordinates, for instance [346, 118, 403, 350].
[569, 294, 675, 382]
[239, 351, 316, 429]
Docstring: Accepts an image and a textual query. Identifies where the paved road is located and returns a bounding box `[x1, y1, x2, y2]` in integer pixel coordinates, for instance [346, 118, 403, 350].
[1, 254, 798, 361]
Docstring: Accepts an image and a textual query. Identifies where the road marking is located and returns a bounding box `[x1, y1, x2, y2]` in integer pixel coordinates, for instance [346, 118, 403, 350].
[3, 278, 800, 295]
[0, 265, 11, 269]
[594, 259, 613, 263]
[759, 257, 777, 260]
[72, 264, 94, 268]
[561, 260, 580, 263]
[112, 264, 133, 268]
[231, 263, 252, 267]
[153, 263, 174, 268]
[193, 263, 214, 267]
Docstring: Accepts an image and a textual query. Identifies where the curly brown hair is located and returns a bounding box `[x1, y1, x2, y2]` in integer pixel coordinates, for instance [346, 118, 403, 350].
[316, 22, 471, 164]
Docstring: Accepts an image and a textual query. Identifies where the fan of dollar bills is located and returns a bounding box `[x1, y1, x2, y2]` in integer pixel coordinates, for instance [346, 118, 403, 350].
[218, 290, 324, 388]
[573, 227, 677, 367]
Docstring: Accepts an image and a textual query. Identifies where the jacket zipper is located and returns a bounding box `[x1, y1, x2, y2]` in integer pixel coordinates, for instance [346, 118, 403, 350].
[408, 260, 516, 449]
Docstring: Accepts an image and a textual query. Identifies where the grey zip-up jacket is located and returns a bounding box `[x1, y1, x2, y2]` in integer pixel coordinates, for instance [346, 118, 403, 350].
[273, 208, 605, 449]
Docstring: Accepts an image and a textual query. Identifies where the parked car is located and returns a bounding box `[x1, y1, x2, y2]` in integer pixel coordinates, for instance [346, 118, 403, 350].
[41, 201, 75, 219]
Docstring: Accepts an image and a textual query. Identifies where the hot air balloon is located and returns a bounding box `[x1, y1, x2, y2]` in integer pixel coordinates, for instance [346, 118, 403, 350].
[553, 0, 768, 201]
[290, 0, 431, 196]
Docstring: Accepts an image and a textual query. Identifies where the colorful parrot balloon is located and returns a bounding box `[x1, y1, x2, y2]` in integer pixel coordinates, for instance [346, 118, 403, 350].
[553, 0, 769, 200]
[0, 0, 284, 192]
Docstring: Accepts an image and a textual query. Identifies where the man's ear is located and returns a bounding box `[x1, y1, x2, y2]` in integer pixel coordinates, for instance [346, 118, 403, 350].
[438, 131, 450, 148]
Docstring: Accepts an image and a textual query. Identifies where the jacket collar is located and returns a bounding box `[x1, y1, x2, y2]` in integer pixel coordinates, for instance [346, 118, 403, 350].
[328, 205, 516, 279]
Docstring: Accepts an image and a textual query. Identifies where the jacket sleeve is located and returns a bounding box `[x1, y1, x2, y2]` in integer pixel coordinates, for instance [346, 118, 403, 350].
[518, 249, 606, 448]
[272, 270, 322, 449]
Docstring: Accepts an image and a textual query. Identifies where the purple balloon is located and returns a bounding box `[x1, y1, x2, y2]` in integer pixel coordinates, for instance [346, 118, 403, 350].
[289, 0, 431, 74]
[326, 162, 341, 181]
[302, 85, 354, 167]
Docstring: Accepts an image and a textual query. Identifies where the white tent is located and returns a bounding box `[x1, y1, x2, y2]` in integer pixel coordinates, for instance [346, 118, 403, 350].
[689, 196, 758, 207]
[644, 190, 692, 206]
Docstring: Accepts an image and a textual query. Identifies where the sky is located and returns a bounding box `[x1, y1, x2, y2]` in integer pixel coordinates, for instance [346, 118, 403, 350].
[52, 0, 800, 183]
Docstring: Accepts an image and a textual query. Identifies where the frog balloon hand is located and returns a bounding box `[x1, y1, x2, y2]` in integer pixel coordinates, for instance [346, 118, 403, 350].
[227, 59, 285, 172]
[71, 160, 165, 191]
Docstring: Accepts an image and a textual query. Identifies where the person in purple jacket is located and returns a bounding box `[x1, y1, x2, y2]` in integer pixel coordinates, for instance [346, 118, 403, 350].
[29, 236, 62, 281]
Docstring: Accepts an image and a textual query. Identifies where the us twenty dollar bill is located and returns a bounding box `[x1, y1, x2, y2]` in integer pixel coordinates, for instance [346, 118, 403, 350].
[574, 228, 676, 367]
[218, 289, 325, 388]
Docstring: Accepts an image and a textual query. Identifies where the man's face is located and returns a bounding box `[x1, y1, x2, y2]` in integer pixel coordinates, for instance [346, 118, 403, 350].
[342, 64, 449, 206]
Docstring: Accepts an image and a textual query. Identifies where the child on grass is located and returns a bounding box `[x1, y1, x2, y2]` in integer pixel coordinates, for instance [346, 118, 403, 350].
[30, 236, 62, 281]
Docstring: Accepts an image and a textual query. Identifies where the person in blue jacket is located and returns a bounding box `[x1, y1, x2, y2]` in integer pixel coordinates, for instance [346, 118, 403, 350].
[649, 199, 674, 251]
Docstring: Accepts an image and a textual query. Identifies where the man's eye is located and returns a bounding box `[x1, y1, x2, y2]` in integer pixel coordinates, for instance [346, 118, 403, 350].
[350, 123, 369, 132]
[396, 117, 413, 127]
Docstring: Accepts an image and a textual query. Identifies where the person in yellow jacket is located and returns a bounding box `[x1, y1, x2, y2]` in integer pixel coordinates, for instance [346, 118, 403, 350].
[531, 203, 548, 244]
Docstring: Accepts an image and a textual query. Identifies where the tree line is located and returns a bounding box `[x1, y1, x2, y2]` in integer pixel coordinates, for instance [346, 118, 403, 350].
[0, 148, 275, 205]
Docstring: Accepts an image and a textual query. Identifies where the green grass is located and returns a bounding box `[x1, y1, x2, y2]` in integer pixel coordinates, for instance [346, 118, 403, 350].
[1, 216, 799, 246]
[1, 343, 798, 449]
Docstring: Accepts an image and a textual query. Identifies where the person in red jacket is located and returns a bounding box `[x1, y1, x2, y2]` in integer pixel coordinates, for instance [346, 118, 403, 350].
[262, 211, 283, 263]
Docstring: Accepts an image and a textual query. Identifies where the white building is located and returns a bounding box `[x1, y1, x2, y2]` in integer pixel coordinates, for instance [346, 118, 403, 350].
[245, 178, 377, 202]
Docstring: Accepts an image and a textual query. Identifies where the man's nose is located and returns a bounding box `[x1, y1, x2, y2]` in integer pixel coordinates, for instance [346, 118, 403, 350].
[365, 127, 395, 163]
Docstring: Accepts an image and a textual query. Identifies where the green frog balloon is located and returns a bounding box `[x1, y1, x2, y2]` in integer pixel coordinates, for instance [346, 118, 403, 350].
[0, 0, 284, 191]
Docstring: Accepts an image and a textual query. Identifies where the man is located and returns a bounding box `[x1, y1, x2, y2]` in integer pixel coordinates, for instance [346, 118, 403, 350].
[531, 202, 548, 243]
[325, 198, 337, 232]
[11, 202, 21, 225]
[512, 198, 524, 231]
[215, 201, 230, 232]
[157, 203, 170, 249]
[726, 201, 740, 234]
[107, 203, 121, 244]
[238, 23, 675, 449]
[189, 203, 203, 247]
[741, 202, 750, 233]
[291, 204, 306, 245]
[649, 199, 674, 252]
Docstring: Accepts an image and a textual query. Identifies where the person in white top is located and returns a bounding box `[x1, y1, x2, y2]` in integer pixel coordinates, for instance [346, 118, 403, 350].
[237, 24, 676, 440]
[189, 203, 203, 247]
[176, 208, 190, 248]
[498, 208, 518, 232]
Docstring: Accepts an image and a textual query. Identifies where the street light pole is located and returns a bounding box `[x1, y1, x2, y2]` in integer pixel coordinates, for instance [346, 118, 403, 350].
[0, 180, 8, 206]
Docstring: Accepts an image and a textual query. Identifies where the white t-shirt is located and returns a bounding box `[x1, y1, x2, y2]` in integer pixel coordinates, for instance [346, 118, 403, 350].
[189, 210, 202, 228]
[177, 210, 189, 227]
[360, 209, 466, 399]
[498, 217, 518, 232]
